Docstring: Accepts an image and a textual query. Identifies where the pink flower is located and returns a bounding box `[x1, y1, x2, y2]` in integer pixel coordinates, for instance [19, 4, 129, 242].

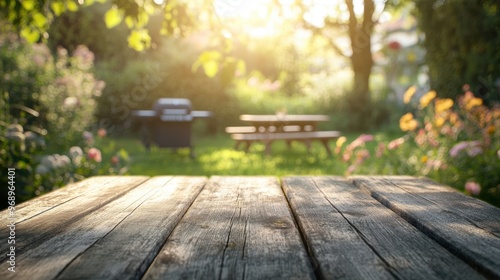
[83, 131, 93, 143]
[111, 156, 120, 165]
[465, 182, 481, 195]
[358, 134, 374, 142]
[376, 143, 386, 158]
[342, 153, 351, 162]
[426, 159, 445, 171]
[415, 129, 426, 146]
[346, 165, 357, 176]
[346, 134, 373, 151]
[449, 141, 483, 158]
[355, 149, 370, 164]
[98, 128, 107, 138]
[449, 142, 469, 158]
[388, 137, 405, 150]
[467, 147, 483, 157]
[88, 148, 102, 162]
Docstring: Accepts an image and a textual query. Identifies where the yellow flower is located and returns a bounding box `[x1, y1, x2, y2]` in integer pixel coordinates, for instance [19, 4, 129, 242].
[435, 116, 445, 127]
[420, 90, 436, 109]
[487, 125, 496, 135]
[435, 98, 454, 113]
[421, 155, 428, 163]
[399, 113, 418, 131]
[449, 112, 459, 124]
[466, 97, 483, 110]
[336, 136, 347, 147]
[403, 86, 417, 104]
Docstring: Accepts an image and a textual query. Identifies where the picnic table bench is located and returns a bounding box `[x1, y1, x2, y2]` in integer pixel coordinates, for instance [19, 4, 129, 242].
[226, 114, 341, 155]
[1, 175, 499, 279]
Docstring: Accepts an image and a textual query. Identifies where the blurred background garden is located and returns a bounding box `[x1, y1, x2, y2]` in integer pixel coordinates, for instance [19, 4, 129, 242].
[1, 0, 499, 208]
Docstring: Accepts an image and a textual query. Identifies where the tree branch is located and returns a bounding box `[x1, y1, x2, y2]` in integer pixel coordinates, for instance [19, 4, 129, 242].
[302, 20, 349, 58]
[363, 0, 375, 31]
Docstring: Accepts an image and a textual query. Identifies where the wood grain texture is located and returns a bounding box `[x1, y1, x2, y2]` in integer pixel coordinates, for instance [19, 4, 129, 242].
[0, 176, 148, 265]
[0, 176, 116, 250]
[283, 176, 484, 279]
[54, 176, 207, 280]
[0, 176, 116, 224]
[351, 176, 500, 279]
[0, 176, 172, 280]
[143, 176, 315, 280]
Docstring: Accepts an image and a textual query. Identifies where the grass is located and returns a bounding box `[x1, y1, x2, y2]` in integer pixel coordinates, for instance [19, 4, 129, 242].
[104, 131, 402, 177]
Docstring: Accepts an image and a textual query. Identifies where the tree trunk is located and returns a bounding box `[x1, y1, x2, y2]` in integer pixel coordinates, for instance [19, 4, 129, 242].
[345, 0, 375, 130]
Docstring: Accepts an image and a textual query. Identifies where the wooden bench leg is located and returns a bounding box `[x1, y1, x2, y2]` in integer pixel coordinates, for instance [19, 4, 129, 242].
[264, 140, 273, 155]
[235, 140, 242, 150]
[244, 141, 252, 153]
[321, 139, 333, 157]
[286, 140, 292, 150]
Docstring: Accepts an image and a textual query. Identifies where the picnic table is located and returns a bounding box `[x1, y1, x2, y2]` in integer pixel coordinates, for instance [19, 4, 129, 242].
[2, 175, 499, 279]
[226, 114, 341, 155]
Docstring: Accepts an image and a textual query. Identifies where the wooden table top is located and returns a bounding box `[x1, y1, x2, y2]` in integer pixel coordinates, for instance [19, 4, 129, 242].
[1, 176, 499, 279]
[240, 114, 330, 123]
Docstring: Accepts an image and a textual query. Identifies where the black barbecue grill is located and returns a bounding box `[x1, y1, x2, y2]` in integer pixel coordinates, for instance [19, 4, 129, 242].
[132, 98, 212, 158]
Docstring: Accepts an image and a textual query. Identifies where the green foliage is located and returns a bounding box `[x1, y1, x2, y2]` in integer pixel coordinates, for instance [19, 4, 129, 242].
[414, 0, 500, 102]
[39, 45, 104, 149]
[47, 2, 135, 64]
[0, 28, 128, 209]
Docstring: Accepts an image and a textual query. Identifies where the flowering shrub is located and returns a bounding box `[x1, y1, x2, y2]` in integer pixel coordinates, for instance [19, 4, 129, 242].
[39, 45, 105, 149]
[33, 130, 130, 196]
[339, 86, 500, 206]
[1, 30, 129, 208]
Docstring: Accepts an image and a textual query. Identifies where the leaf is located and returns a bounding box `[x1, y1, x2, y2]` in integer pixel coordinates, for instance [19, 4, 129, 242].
[83, 0, 95, 6]
[22, 0, 36, 11]
[192, 51, 227, 78]
[202, 61, 219, 78]
[127, 29, 151, 51]
[66, 1, 79, 12]
[20, 27, 40, 43]
[125, 16, 135, 29]
[104, 6, 123, 29]
[32, 13, 47, 28]
[118, 149, 129, 161]
[51, 2, 65, 16]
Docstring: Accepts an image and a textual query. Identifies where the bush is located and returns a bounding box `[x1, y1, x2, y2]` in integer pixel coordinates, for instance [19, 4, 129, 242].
[40, 45, 104, 150]
[0, 29, 128, 209]
[339, 86, 500, 206]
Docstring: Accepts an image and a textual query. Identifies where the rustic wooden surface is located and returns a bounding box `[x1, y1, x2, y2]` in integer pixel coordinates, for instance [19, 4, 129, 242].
[351, 176, 500, 279]
[1, 175, 498, 280]
[143, 176, 314, 280]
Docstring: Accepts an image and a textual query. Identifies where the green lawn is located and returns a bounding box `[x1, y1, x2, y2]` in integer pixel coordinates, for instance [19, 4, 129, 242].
[107, 131, 399, 177]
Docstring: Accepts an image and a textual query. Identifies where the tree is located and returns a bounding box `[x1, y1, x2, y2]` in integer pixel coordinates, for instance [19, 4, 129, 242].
[297, 0, 384, 129]
[0, 0, 200, 51]
[414, 0, 500, 103]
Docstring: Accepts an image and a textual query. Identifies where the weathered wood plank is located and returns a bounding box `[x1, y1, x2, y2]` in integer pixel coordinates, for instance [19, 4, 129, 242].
[143, 176, 315, 280]
[283, 176, 484, 279]
[0, 176, 186, 280]
[351, 176, 500, 279]
[0, 176, 149, 265]
[0, 176, 116, 225]
[54, 176, 207, 280]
